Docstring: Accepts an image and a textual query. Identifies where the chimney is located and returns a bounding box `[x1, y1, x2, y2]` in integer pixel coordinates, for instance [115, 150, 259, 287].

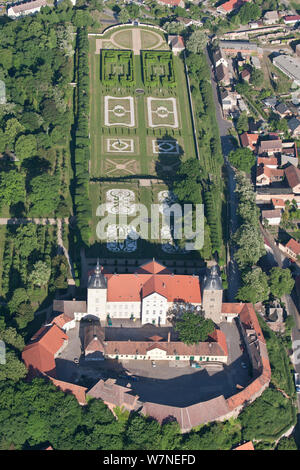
[168, 331, 171, 343]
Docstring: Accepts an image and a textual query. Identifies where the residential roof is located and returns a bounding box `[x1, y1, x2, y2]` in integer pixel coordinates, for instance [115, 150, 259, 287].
[241, 69, 250, 79]
[218, 0, 244, 13]
[261, 209, 282, 219]
[256, 164, 284, 180]
[216, 63, 230, 82]
[258, 139, 282, 153]
[9, 0, 47, 14]
[22, 324, 68, 377]
[158, 0, 183, 5]
[240, 133, 259, 150]
[271, 198, 285, 208]
[257, 157, 278, 166]
[288, 117, 300, 132]
[285, 164, 300, 189]
[275, 102, 290, 115]
[286, 238, 300, 255]
[284, 15, 300, 22]
[168, 35, 185, 49]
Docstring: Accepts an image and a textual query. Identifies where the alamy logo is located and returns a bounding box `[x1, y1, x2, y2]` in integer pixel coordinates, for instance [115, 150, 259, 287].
[96, 202, 204, 251]
[0, 340, 5, 365]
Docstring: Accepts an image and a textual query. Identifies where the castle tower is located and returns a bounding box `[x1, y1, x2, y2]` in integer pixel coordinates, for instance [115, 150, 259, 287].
[87, 259, 107, 320]
[202, 265, 223, 324]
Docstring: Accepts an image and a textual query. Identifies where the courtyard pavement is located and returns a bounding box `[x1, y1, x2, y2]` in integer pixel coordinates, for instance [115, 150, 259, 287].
[55, 319, 251, 407]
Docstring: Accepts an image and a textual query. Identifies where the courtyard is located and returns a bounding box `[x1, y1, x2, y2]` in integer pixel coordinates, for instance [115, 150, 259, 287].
[55, 319, 252, 407]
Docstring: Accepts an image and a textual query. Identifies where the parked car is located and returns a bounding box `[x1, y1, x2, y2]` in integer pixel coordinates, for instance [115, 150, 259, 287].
[151, 361, 156, 368]
[74, 357, 79, 364]
[241, 362, 247, 369]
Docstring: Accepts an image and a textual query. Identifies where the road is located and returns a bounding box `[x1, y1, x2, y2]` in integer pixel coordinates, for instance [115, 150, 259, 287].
[205, 47, 240, 301]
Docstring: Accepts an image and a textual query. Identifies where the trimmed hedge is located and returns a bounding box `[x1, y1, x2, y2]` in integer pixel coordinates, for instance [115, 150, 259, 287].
[101, 50, 135, 86]
[142, 51, 176, 88]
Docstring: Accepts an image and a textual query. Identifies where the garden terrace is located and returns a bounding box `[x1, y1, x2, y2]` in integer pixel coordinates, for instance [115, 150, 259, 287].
[142, 51, 176, 88]
[101, 50, 135, 86]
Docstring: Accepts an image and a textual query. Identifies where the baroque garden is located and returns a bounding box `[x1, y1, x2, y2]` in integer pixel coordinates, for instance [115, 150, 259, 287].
[88, 26, 198, 258]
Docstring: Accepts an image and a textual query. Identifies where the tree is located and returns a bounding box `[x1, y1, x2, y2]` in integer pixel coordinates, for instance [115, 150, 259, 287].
[0, 170, 25, 208]
[186, 30, 208, 54]
[236, 111, 248, 134]
[233, 224, 265, 269]
[29, 261, 51, 287]
[29, 173, 60, 216]
[276, 436, 297, 450]
[15, 134, 37, 161]
[174, 312, 215, 344]
[5, 119, 25, 149]
[237, 2, 261, 24]
[119, 9, 130, 24]
[173, 158, 203, 205]
[229, 148, 256, 173]
[250, 68, 264, 87]
[237, 267, 270, 304]
[269, 267, 295, 299]
[0, 349, 27, 382]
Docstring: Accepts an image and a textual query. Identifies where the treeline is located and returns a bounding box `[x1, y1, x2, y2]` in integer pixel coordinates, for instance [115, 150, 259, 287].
[185, 51, 224, 260]
[73, 27, 91, 245]
[233, 172, 265, 270]
[0, 375, 297, 450]
[0, 4, 76, 218]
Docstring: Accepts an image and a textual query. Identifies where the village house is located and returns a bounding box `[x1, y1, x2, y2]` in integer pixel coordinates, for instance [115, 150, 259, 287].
[87, 379, 141, 414]
[257, 139, 282, 156]
[271, 198, 285, 210]
[157, 0, 185, 7]
[217, 0, 247, 15]
[283, 15, 300, 25]
[285, 164, 300, 194]
[257, 156, 278, 169]
[7, 0, 47, 18]
[177, 17, 203, 28]
[279, 238, 300, 261]
[281, 141, 298, 167]
[220, 90, 238, 114]
[216, 64, 230, 86]
[256, 165, 285, 186]
[168, 35, 185, 55]
[275, 102, 292, 118]
[261, 209, 282, 225]
[240, 69, 251, 82]
[240, 132, 259, 151]
[288, 117, 300, 137]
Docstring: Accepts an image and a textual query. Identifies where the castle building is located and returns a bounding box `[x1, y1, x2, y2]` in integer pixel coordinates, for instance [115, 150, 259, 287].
[83, 260, 202, 326]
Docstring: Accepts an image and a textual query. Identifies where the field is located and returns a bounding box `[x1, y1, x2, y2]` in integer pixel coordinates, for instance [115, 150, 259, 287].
[88, 29, 198, 259]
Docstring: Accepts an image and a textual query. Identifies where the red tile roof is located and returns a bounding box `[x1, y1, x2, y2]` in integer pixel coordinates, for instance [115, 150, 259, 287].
[234, 441, 255, 450]
[240, 133, 259, 150]
[22, 324, 68, 377]
[87, 379, 139, 410]
[271, 198, 285, 208]
[284, 15, 300, 22]
[49, 377, 87, 405]
[105, 262, 201, 304]
[286, 238, 300, 256]
[219, 0, 245, 12]
[257, 157, 278, 167]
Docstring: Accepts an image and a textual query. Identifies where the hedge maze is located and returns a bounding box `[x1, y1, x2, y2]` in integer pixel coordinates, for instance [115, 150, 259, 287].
[101, 50, 135, 86]
[142, 51, 176, 88]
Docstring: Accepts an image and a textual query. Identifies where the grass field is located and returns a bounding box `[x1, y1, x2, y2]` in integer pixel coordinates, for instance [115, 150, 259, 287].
[88, 30, 199, 258]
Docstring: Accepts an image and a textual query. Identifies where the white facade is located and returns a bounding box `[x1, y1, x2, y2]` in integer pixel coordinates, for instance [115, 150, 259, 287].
[141, 292, 168, 326]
